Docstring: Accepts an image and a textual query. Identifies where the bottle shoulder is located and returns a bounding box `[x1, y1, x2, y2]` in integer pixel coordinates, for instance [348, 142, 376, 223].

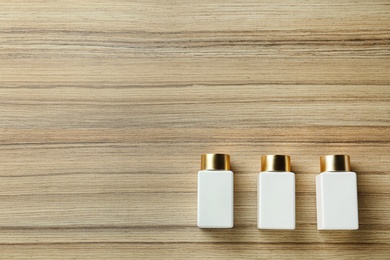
[198, 170, 233, 174]
[259, 171, 294, 175]
[319, 171, 356, 175]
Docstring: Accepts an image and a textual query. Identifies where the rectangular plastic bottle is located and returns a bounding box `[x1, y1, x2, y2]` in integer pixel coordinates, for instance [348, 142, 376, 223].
[197, 154, 233, 228]
[316, 155, 359, 230]
[258, 155, 295, 230]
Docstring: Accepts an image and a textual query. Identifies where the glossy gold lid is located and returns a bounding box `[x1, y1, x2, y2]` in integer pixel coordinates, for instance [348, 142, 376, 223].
[261, 155, 291, 172]
[320, 155, 351, 172]
[201, 154, 230, 170]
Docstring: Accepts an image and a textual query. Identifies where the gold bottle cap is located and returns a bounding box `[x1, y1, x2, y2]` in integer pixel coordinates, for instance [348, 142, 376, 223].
[320, 155, 351, 172]
[261, 155, 291, 172]
[200, 154, 230, 170]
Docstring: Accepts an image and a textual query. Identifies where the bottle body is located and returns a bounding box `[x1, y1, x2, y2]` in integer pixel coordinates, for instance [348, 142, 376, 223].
[257, 171, 295, 229]
[197, 170, 234, 228]
[316, 171, 359, 230]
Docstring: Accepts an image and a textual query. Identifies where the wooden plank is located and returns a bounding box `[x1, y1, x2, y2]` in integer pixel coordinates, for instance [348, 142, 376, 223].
[0, 244, 389, 259]
[0, 0, 389, 258]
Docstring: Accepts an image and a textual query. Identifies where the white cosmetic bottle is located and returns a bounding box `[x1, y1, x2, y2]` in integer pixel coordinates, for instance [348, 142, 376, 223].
[197, 154, 233, 228]
[258, 155, 295, 230]
[316, 155, 359, 230]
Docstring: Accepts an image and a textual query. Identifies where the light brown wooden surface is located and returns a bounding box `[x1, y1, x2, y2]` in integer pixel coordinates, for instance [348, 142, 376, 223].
[0, 0, 389, 259]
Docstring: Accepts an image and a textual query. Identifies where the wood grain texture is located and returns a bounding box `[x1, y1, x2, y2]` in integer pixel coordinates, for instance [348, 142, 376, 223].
[0, 0, 389, 259]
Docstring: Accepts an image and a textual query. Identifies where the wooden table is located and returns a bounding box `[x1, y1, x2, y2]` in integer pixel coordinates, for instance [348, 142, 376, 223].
[0, 1, 389, 259]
